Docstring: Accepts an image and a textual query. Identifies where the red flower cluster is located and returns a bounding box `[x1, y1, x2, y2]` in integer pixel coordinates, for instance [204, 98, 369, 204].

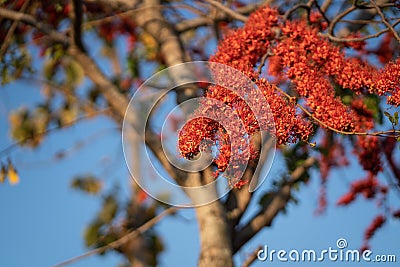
[364, 215, 386, 241]
[315, 133, 349, 214]
[178, 5, 399, 188]
[356, 136, 382, 174]
[351, 98, 375, 130]
[373, 58, 400, 106]
[178, 7, 313, 187]
[275, 20, 375, 131]
[337, 173, 387, 206]
[276, 19, 400, 109]
[393, 210, 400, 218]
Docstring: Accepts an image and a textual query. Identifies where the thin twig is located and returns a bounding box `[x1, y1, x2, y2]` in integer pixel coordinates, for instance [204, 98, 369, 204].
[328, 1, 396, 37]
[354, 1, 394, 9]
[176, 3, 262, 32]
[52, 206, 179, 267]
[320, 0, 333, 13]
[0, 107, 110, 157]
[0, 0, 30, 59]
[242, 246, 262, 267]
[282, 0, 315, 22]
[324, 18, 400, 42]
[0, 7, 68, 45]
[314, 0, 331, 24]
[370, 0, 400, 43]
[204, 0, 248, 22]
[257, 49, 274, 76]
[328, 5, 357, 36]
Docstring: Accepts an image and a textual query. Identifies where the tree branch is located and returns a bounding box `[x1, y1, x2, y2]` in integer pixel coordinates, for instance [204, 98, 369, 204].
[52, 206, 179, 267]
[325, 18, 400, 42]
[233, 157, 316, 253]
[205, 0, 248, 22]
[370, 0, 400, 43]
[176, 3, 263, 33]
[242, 246, 262, 267]
[329, 0, 392, 38]
[70, 0, 85, 51]
[0, 7, 68, 45]
[0, 0, 30, 59]
[225, 133, 275, 225]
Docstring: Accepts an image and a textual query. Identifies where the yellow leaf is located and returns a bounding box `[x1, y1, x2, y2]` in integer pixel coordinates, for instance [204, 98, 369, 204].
[7, 164, 19, 185]
[0, 165, 6, 183]
[140, 32, 157, 50]
[139, 32, 158, 60]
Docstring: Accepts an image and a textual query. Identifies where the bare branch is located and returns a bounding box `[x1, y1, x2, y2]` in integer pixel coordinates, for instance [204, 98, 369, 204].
[176, 3, 263, 33]
[205, 0, 248, 22]
[83, 0, 139, 10]
[233, 157, 317, 253]
[325, 18, 400, 42]
[370, 0, 400, 43]
[52, 206, 179, 267]
[68, 48, 128, 117]
[320, 0, 333, 13]
[257, 49, 274, 75]
[70, 0, 85, 51]
[329, 0, 392, 38]
[282, 0, 315, 22]
[0, 0, 30, 59]
[0, 7, 68, 45]
[242, 246, 262, 267]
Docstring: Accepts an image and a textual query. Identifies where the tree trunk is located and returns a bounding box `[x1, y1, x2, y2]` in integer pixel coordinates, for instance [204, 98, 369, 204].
[196, 200, 233, 267]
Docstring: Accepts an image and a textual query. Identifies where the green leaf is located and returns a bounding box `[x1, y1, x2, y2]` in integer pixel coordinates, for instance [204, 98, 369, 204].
[342, 95, 352, 105]
[384, 111, 397, 125]
[43, 59, 57, 80]
[363, 95, 381, 122]
[99, 195, 118, 224]
[65, 59, 84, 86]
[84, 221, 102, 247]
[71, 175, 103, 195]
[59, 102, 79, 126]
[394, 112, 399, 126]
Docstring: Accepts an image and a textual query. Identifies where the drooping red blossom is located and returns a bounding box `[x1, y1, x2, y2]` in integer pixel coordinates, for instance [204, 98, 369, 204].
[364, 215, 386, 241]
[393, 210, 400, 218]
[368, 33, 397, 64]
[355, 136, 382, 174]
[316, 133, 349, 213]
[351, 98, 375, 130]
[315, 186, 327, 215]
[337, 192, 356, 206]
[342, 32, 366, 51]
[337, 172, 386, 206]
